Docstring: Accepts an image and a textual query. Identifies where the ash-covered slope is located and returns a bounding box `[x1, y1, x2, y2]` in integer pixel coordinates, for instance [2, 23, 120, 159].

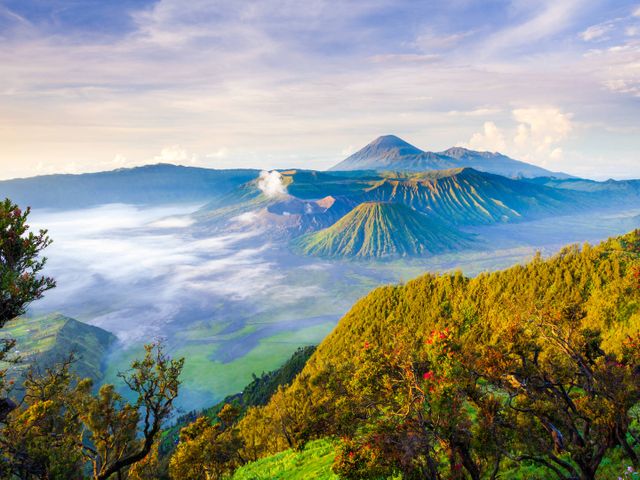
[359, 168, 579, 225]
[293, 202, 472, 259]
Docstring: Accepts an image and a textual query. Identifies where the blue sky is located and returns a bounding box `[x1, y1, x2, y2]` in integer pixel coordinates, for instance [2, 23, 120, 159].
[1, 0, 639, 179]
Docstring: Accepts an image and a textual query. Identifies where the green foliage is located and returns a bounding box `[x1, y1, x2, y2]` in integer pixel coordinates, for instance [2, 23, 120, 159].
[169, 409, 244, 479]
[0, 342, 184, 479]
[235, 345, 317, 409]
[234, 230, 640, 479]
[0, 198, 55, 328]
[0, 198, 56, 423]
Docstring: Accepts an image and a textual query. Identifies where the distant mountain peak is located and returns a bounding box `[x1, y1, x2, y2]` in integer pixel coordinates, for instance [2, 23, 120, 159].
[331, 135, 571, 179]
[359, 135, 424, 157]
[369, 134, 420, 150]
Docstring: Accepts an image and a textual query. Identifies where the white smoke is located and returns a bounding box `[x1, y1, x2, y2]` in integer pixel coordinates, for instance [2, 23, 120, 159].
[257, 170, 287, 198]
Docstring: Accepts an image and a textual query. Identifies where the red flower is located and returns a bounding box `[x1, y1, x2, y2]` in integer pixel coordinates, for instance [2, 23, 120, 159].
[423, 371, 435, 381]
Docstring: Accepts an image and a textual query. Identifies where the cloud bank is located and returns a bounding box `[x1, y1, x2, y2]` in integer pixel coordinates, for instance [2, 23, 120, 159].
[465, 107, 573, 167]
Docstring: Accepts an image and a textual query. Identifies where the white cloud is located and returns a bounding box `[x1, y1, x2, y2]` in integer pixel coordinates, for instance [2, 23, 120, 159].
[111, 154, 129, 168]
[341, 145, 356, 156]
[589, 39, 640, 97]
[154, 145, 197, 164]
[581, 23, 612, 42]
[413, 30, 475, 52]
[634, 5, 640, 17]
[149, 216, 195, 228]
[512, 107, 572, 154]
[464, 106, 573, 167]
[467, 121, 507, 152]
[447, 107, 502, 117]
[626, 24, 640, 37]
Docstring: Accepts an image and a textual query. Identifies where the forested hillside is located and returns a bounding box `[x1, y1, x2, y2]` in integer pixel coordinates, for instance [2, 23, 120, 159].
[171, 230, 640, 479]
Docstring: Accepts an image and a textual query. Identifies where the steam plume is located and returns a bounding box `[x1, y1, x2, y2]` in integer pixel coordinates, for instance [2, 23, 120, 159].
[257, 170, 287, 198]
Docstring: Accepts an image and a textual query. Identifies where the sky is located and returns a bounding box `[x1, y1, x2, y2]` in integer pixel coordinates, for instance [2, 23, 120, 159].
[1, 0, 639, 180]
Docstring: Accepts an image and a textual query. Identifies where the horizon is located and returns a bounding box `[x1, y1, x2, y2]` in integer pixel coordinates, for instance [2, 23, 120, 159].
[0, 133, 632, 182]
[1, 1, 640, 180]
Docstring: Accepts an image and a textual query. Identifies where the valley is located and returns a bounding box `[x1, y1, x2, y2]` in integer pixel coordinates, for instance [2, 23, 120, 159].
[23, 199, 640, 410]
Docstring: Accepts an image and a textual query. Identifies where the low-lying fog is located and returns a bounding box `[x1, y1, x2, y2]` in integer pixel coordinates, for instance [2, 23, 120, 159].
[25, 203, 640, 410]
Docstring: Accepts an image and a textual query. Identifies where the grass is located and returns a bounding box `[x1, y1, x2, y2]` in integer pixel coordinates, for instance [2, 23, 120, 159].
[231, 439, 338, 480]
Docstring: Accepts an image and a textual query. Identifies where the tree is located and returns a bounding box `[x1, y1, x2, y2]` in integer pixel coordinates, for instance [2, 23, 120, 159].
[0, 198, 55, 328]
[0, 343, 183, 479]
[81, 342, 184, 480]
[469, 306, 640, 480]
[0, 357, 88, 478]
[169, 405, 244, 480]
[0, 198, 56, 421]
[333, 330, 505, 480]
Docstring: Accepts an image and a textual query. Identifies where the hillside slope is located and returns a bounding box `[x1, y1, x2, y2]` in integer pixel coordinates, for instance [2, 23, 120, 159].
[1, 314, 116, 384]
[293, 202, 472, 258]
[236, 230, 640, 477]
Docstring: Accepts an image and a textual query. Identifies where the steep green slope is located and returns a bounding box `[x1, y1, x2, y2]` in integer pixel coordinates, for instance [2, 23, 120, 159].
[240, 230, 640, 477]
[1, 314, 116, 384]
[360, 168, 580, 225]
[293, 202, 471, 258]
[305, 230, 640, 361]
